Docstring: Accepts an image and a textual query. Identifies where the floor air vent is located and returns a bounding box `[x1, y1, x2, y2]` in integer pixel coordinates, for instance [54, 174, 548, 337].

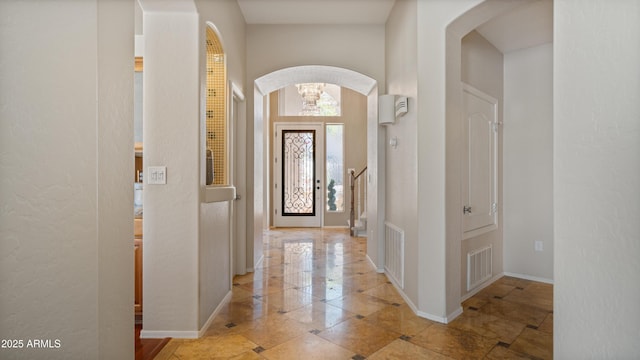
[467, 245, 492, 291]
[384, 222, 404, 288]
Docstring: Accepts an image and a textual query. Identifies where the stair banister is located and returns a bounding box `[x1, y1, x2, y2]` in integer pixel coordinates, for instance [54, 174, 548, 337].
[349, 166, 367, 236]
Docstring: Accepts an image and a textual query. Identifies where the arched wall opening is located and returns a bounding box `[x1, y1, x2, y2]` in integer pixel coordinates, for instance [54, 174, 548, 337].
[443, 0, 549, 318]
[250, 65, 386, 273]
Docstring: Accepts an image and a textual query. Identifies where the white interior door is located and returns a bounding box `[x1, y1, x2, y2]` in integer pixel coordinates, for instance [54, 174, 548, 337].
[462, 83, 498, 239]
[274, 123, 324, 227]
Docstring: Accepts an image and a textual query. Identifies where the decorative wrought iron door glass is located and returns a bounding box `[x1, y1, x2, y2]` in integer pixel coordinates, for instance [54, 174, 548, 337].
[282, 130, 316, 216]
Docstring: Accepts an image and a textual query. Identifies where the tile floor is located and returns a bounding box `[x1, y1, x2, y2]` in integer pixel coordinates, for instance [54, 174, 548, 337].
[155, 228, 553, 359]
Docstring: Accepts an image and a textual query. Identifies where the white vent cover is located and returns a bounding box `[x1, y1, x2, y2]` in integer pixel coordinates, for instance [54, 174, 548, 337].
[467, 245, 492, 291]
[384, 222, 404, 288]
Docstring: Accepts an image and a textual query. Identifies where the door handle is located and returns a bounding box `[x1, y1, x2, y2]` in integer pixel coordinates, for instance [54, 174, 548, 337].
[463, 206, 472, 214]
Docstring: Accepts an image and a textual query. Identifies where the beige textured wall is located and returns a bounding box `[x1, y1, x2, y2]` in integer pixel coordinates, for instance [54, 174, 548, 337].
[554, 0, 640, 356]
[504, 43, 553, 282]
[0, 1, 134, 358]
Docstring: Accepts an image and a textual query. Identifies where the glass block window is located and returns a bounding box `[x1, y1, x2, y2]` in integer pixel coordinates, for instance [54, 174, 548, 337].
[326, 124, 344, 212]
[206, 26, 227, 185]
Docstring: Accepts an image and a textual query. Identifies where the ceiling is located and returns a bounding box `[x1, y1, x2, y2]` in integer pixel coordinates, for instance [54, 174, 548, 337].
[236, 0, 552, 52]
[236, 0, 396, 25]
[476, 0, 553, 53]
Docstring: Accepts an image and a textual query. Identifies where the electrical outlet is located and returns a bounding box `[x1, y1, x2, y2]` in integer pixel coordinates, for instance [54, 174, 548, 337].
[534, 241, 543, 252]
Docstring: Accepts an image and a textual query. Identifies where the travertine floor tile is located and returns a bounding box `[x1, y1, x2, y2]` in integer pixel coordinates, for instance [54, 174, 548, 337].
[261, 333, 354, 360]
[172, 334, 257, 360]
[364, 304, 434, 337]
[318, 318, 401, 356]
[363, 283, 406, 304]
[284, 301, 355, 330]
[509, 327, 553, 359]
[485, 344, 533, 359]
[258, 287, 317, 313]
[538, 313, 553, 334]
[503, 283, 554, 312]
[327, 293, 391, 316]
[409, 323, 498, 359]
[368, 339, 454, 360]
[216, 296, 278, 325]
[153, 229, 553, 360]
[238, 314, 312, 349]
[448, 309, 527, 344]
[479, 298, 549, 327]
[297, 281, 354, 301]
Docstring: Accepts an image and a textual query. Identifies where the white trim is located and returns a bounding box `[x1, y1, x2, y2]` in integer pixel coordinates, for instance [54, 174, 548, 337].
[254, 65, 376, 97]
[248, 254, 265, 272]
[461, 273, 504, 302]
[443, 307, 464, 323]
[463, 224, 498, 240]
[385, 271, 462, 324]
[198, 291, 233, 337]
[140, 330, 199, 339]
[459, 272, 554, 304]
[366, 254, 384, 273]
[231, 82, 245, 102]
[504, 271, 554, 284]
[140, 291, 233, 339]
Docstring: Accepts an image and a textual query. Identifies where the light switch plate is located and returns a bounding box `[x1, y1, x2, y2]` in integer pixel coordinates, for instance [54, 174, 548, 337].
[535, 241, 543, 252]
[148, 166, 167, 185]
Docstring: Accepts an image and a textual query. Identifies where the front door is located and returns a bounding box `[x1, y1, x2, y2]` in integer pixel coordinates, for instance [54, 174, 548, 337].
[274, 123, 324, 227]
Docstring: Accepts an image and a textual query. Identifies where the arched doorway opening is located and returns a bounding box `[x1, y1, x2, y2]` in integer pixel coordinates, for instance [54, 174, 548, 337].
[444, 0, 553, 312]
[248, 65, 386, 274]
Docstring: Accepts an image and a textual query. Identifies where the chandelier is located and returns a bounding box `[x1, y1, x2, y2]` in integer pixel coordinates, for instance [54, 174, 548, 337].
[296, 83, 325, 116]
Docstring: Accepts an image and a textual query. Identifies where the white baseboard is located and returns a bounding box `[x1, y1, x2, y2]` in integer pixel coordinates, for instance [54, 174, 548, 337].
[365, 254, 384, 273]
[140, 329, 199, 339]
[198, 291, 232, 337]
[248, 254, 265, 272]
[504, 271, 554, 284]
[460, 271, 554, 304]
[384, 270, 462, 324]
[461, 273, 504, 302]
[322, 225, 349, 229]
[140, 291, 232, 339]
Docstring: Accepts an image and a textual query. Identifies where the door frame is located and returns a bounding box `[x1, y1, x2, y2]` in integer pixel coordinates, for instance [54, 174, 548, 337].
[230, 82, 246, 276]
[273, 122, 325, 227]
